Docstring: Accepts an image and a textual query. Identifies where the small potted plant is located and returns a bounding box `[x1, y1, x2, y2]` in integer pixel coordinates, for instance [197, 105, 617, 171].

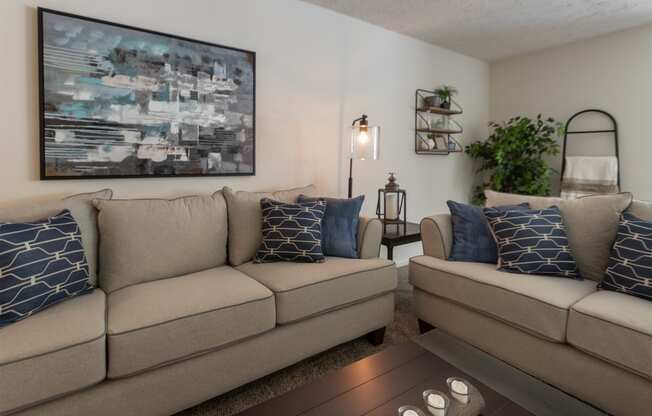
[433, 85, 458, 109]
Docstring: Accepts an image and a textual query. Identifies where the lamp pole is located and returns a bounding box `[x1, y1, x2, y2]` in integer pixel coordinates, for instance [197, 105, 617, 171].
[348, 157, 353, 198]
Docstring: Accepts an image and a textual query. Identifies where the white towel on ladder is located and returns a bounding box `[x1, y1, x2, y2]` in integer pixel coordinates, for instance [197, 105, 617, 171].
[561, 156, 619, 199]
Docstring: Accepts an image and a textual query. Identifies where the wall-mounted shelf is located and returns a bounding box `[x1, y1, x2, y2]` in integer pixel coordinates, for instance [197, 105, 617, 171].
[416, 127, 463, 135]
[414, 89, 463, 155]
[416, 107, 463, 116]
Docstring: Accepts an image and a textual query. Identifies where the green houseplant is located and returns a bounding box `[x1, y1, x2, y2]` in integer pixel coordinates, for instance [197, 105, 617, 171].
[433, 85, 458, 109]
[465, 114, 563, 205]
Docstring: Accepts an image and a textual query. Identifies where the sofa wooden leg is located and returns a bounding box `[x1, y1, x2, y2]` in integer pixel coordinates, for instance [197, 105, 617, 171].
[418, 319, 435, 334]
[366, 327, 386, 346]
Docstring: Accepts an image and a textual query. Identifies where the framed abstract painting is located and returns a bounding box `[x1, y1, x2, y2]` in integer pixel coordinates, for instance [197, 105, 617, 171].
[38, 8, 255, 179]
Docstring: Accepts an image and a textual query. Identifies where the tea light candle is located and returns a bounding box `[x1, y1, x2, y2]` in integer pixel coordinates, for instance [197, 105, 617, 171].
[425, 393, 446, 416]
[385, 193, 398, 220]
[402, 410, 420, 416]
[450, 379, 469, 404]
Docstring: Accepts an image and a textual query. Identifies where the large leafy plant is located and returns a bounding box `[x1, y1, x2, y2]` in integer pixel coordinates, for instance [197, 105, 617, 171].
[466, 114, 563, 204]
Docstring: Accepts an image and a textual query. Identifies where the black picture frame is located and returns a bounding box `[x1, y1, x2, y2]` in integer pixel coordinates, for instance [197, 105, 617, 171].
[38, 8, 256, 180]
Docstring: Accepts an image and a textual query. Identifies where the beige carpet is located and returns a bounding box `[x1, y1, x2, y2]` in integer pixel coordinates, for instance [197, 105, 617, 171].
[177, 266, 417, 416]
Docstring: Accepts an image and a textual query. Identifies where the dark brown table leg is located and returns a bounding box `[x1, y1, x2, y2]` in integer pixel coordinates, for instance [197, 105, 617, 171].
[386, 244, 394, 260]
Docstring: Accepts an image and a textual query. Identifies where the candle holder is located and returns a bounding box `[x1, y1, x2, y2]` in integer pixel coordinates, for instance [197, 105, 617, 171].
[376, 172, 407, 235]
[397, 377, 485, 416]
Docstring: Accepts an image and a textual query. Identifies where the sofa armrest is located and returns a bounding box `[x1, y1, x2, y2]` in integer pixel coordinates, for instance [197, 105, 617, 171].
[357, 216, 383, 259]
[420, 214, 453, 260]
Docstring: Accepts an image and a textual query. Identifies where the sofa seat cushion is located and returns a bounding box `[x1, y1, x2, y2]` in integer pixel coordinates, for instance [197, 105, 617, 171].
[237, 257, 396, 324]
[568, 291, 652, 380]
[0, 289, 106, 414]
[409, 256, 597, 342]
[107, 266, 274, 379]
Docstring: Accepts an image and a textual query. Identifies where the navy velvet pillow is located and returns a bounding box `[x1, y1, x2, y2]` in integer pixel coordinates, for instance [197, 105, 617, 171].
[600, 213, 652, 301]
[0, 210, 92, 326]
[254, 198, 326, 263]
[447, 200, 530, 263]
[298, 195, 364, 258]
[485, 206, 580, 278]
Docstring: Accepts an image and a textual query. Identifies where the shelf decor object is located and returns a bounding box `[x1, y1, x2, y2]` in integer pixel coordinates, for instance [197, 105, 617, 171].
[414, 89, 463, 155]
[348, 114, 380, 198]
[376, 172, 407, 235]
[38, 8, 255, 179]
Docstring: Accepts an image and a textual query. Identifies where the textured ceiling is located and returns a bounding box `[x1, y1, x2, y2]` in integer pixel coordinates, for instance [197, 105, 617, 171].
[301, 0, 652, 61]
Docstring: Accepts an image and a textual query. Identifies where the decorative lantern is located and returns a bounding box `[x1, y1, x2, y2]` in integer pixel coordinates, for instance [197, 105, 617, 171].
[376, 172, 407, 234]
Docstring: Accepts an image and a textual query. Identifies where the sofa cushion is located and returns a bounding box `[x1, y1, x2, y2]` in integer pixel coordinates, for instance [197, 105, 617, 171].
[94, 192, 227, 293]
[237, 257, 396, 324]
[0, 210, 93, 326]
[0, 289, 105, 414]
[107, 266, 274, 378]
[568, 290, 652, 380]
[255, 198, 326, 263]
[485, 207, 579, 278]
[485, 190, 633, 281]
[409, 256, 597, 342]
[0, 189, 112, 285]
[298, 195, 365, 258]
[627, 199, 652, 221]
[601, 213, 652, 300]
[447, 201, 530, 264]
[223, 185, 317, 266]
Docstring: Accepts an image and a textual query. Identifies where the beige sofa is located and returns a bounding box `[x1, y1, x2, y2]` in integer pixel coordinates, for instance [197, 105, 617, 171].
[0, 186, 397, 416]
[410, 193, 652, 416]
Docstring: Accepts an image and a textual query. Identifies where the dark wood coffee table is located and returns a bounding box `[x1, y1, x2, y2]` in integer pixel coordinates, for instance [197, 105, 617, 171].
[237, 341, 532, 416]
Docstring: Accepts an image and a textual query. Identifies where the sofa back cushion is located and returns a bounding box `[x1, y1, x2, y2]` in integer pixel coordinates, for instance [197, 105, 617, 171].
[485, 190, 562, 210]
[94, 192, 227, 293]
[0, 189, 112, 285]
[626, 199, 652, 221]
[484, 190, 633, 281]
[223, 185, 317, 266]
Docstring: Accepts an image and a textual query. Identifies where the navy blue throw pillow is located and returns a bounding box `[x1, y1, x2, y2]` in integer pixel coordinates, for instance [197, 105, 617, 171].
[484, 207, 580, 278]
[254, 198, 327, 263]
[0, 210, 92, 326]
[297, 195, 364, 258]
[447, 201, 530, 263]
[600, 213, 652, 301]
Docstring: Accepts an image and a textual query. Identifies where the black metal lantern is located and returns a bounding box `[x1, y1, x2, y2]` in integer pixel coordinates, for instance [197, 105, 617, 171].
[376, 173, 407, 234]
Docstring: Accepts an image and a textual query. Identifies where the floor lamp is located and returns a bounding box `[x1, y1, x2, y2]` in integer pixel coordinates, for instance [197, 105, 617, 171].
[349, 114, 380, 198]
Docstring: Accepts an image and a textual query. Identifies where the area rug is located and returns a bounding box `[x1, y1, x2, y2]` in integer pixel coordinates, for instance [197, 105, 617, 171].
[177, 267, 417, 416]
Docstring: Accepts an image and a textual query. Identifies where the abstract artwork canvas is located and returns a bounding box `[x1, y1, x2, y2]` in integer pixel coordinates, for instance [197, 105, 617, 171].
[38, 9, 255, 179]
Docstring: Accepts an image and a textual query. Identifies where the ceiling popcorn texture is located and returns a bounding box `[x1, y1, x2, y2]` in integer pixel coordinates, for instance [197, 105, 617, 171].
[301, 0, 652, 61]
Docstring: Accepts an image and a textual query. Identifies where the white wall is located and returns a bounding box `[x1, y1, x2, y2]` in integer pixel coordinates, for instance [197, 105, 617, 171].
[491, 24, 652, 200]
[0, 0, 489, 265]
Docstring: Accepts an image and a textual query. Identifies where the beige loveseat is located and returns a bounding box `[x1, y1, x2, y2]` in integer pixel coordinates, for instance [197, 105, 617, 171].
[0, 185, 397, 416]
[410, 191, 652, 416]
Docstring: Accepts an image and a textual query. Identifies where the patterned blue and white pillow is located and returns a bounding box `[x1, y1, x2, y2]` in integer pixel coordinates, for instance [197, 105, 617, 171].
[254, 198, 327, 263]
[0, 210, 92, 326]
[600, 213, 652, 301]
[484, 207, 580, 278]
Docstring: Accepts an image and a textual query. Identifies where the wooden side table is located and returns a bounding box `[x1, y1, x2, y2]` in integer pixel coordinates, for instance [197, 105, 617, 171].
[380, 221, 421, 260]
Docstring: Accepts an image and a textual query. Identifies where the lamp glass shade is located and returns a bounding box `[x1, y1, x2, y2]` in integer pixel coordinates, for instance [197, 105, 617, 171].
[350, 125, 380, 160]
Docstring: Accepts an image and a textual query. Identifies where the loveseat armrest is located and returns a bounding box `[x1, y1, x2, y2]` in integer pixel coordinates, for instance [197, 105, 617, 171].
[421, 214, 453, 260]
[357, 216, 383, 259]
